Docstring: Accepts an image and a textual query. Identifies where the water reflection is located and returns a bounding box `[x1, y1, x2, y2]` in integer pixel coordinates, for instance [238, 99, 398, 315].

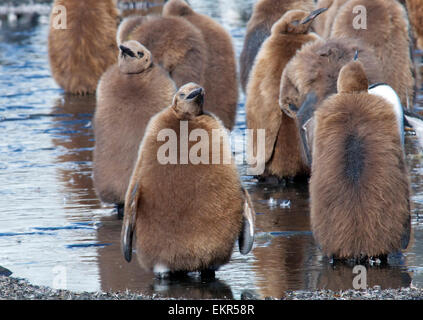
[96, 217, 234, 299]
[51, 95, 104, 214]
[311, 263, 412, 291]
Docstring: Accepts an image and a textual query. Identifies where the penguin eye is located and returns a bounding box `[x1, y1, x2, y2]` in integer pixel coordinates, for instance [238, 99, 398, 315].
[138, 51, 144, 58]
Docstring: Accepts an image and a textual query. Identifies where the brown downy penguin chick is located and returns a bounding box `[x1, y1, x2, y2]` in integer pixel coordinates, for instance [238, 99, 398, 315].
[93, 41, 176, 216]
[312, 0, 333, 36]
[406, 0, 423, 50]
[117, 15, 207, 89]
[279, 38, 384, 174]
[331, 0, 415, 108]
[246, 8, 327, 179]
[121, 83, 256, 277]
[48, 0, 118, 95]
[239, 0, 315, 92]
[163, 0, 238, 130]
[312, 0, 349, 39]
[310, 60, 411, 260]
[117, 0, 166, 18]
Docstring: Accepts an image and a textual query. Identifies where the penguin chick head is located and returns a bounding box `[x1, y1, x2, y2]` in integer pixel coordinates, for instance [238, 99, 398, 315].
[118, 40, 152, 74]
[272, 8, 327, 35]
[163, 0, 193, 16]
[172, 82, 205, 120]
[337, 60, 369, 94]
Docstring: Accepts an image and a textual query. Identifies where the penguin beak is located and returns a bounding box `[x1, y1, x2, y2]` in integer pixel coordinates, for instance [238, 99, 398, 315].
[186, 87, 205, 106]
[119, 45, 135, 58]
[301, 7, 328, 24]
[297, 92, 319, 167]
[354, 50, 359, 61]
[300, 119, 313, 168]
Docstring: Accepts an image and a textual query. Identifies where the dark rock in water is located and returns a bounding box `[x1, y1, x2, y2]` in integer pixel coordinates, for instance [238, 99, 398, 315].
[0, 266, 12, 277]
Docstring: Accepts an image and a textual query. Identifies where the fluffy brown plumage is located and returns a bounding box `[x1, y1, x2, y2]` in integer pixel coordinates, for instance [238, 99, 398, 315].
[93, 41, 176, 206]
[117, 15, 207, 89]
[163, 0, 238, 130]
[312, 0, 349, 38]
[279, 38, 384, 173]
[246, 9, 325, 179]
[121, 83, 255, 274]
[280, 38, 383, 117]
[48, 0, 118, 95]
[331, 0, 415, 108]
[310, 61, 411, 259]
[239, 0, 315, 92]
[406, 0, 423, 50]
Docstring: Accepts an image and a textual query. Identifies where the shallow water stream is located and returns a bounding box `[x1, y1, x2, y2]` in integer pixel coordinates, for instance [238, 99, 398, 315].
[0, 0, 423, 299]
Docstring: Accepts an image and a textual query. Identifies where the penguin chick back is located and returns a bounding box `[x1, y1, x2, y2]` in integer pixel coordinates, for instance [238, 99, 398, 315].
[163, 0, 238, 130]
[310, 63, 410, 258]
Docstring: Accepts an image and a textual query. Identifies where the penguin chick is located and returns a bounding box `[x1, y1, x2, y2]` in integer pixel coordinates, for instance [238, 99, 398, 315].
[312, 0, 333, 36]
[310, 60, 411, 260]
[279, 38, 384, 173]
[239, 0, 315, 92]
[331, 0, 415, 108]
[93, 40, 176, 208]
[117, 15, 207, 89]
[48, 0, 118, 95]
[163, 0, 238, 130]
[313, 0, 349, 39]
[246, 8, 326, 179]
[121, 83, 256, 275]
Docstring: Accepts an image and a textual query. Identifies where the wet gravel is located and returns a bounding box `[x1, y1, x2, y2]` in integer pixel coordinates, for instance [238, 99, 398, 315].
[1, 275, 422, 300]
[283, 287, 423, 300]
[0, 276, 152, 300]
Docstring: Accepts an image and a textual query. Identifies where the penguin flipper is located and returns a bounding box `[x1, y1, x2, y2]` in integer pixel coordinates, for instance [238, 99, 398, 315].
[247, 97, 282, 164]
[121, 181, 140, 263]
[238, 188, 256, 255]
